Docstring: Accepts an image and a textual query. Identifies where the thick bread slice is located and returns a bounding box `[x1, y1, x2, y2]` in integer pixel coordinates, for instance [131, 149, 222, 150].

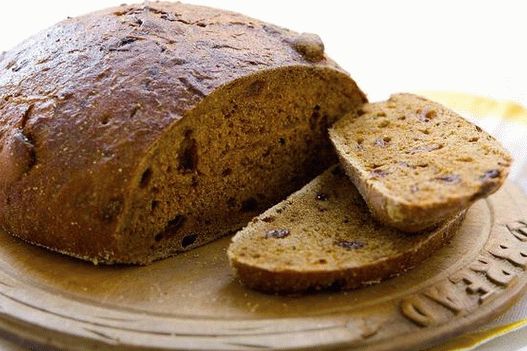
[227, 166, 464, 294]
[329, 93, 511, 232]
[0, 2, 365, 264]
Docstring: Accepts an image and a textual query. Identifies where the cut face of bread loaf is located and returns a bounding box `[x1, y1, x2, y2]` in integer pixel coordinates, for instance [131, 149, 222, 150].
[228, 166, 464, 293]
[329, 93, 512, 232]
[0, 2, 365, 264]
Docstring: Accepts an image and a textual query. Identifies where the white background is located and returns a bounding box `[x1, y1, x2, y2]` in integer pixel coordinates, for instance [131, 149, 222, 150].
[1, 0, 526, 105]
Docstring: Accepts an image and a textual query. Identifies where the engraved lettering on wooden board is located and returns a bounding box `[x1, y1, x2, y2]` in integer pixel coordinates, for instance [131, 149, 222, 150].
[400, 219, 527, 327]
[506, 221, 527, 242]
[423, 281, 466, 314]
[450, 268, 496, 303]
[401, 295, 441, 327]
[469, 255, 517, 287]
[489, 239, 527, 267]
[347, 317, 386, 339]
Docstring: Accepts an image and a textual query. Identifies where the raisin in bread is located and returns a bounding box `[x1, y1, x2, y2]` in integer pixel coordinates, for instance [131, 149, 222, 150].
[329, 93, 511, 232]
[227, 166, 464, 293]
[0, 2, 366, 264]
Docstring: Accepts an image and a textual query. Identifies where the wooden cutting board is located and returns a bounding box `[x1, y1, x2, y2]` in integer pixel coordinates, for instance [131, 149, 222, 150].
[0, 182, 526, 351]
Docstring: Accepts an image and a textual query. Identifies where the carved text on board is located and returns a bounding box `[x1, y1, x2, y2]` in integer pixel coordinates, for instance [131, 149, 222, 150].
[506, 220, 527, 242]
[400, 220, 527, 327]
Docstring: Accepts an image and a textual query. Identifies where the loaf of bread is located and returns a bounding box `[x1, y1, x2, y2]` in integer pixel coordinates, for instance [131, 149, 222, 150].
[228, 166, 464, 293]
[329, 94, 512, 232]
[0, 2, 366, 264]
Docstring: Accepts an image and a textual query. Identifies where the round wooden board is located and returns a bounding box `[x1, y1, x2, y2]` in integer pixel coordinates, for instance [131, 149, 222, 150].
[0, 183, 526, 351]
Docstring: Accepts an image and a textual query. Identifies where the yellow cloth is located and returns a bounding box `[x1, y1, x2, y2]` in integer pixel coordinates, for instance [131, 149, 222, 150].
[428, 319, 527, 351]
[420, 91, 527, 123]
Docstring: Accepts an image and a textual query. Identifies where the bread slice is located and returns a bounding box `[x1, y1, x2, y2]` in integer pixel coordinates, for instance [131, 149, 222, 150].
[0, 2, 365, 264]
[329, 93, 511, 232]
[227, 166, 464, 293]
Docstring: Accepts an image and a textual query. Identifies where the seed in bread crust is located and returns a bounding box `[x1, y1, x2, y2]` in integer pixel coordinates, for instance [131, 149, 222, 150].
[335, 240, 365, 250]
[481, 169, 500, 181]
[316, 192, 328, 201]
[374, 138, 388, 147]
[435, 174, 461, 184]
[370, 169, 390, 178]
[409, 143, 443, 154]
[265, 228, 290, 239]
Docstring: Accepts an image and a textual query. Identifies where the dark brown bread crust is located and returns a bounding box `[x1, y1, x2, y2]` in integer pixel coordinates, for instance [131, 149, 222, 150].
[0, 2, 365, 263]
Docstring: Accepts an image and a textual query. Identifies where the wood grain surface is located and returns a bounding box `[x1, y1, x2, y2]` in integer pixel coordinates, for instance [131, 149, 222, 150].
[0, 182, 526, 350]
